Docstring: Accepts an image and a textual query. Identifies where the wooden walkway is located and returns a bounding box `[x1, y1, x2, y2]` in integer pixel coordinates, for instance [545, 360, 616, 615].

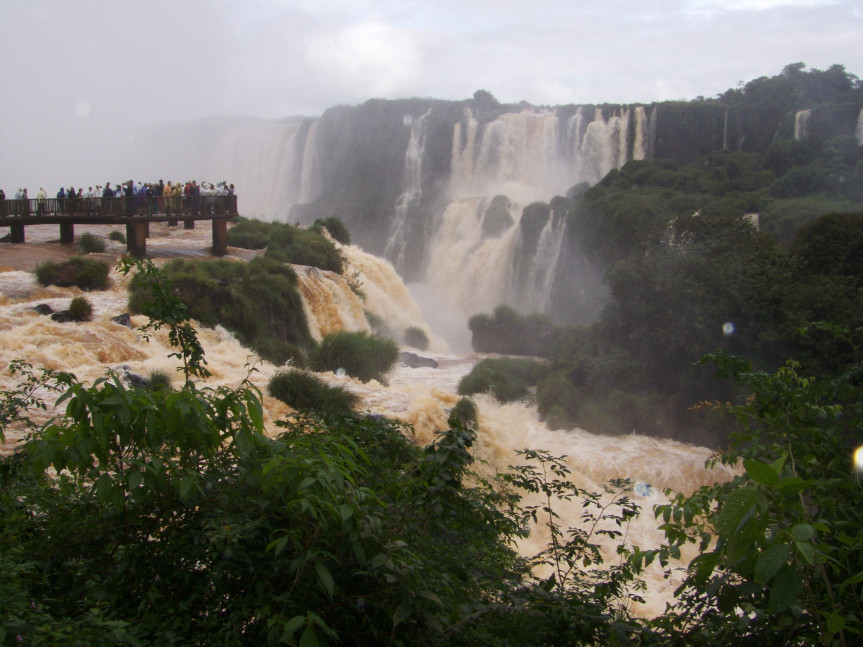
[0, 196, 238, 257]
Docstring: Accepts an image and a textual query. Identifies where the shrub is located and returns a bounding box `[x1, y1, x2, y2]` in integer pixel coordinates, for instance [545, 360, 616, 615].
[457, 357, 548, 403]
[107, 230, 126, 244]
[67, 296, 93, 322]
[79, 232, 106, 254]
[128, 256, 314, 357]
[450, 397, 478, 429]
[252, 338, 307, 367]
[227, 217, 344, 272]
[310, 330, 399, 383]
[268, 369, 359, 416]
[403, 326, 429, 350]
[34, 257, 110, 291]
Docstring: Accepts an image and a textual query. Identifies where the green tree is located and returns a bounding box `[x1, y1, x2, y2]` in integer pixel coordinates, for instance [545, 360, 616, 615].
[651, 351, 863, 646]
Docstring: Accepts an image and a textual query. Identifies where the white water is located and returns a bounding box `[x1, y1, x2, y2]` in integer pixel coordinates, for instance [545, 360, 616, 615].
[795, 109, 812, 140]
[857, 107, 863, 146]
[0, 225, 735, 618]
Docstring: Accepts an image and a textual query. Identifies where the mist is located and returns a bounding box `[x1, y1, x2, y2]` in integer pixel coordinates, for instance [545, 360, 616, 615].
[3, 0, 862, 195]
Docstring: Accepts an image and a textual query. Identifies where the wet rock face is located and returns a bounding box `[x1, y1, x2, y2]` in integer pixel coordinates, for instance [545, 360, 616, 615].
[398, 351, 438, 369]
[112, 312, 133, 328]
[33, 303, 54, 315]
[50, 310, 75, 323]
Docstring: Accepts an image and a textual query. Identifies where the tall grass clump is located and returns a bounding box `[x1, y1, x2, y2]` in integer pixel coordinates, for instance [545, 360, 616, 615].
[457, 357, 549, 403]
[34, 257, 110, 291]
[310, 330, 399, 383]
[67, 296, 93, 322]
[78, 232, 106, 254]
[268, 369, 359, 416]
[147, 369, 172, 391]
[107, 230, 126, 244]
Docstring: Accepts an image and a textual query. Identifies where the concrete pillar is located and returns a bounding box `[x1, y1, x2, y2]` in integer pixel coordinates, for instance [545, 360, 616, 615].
[184, 218, 195, 230]
[212, 219, 228, 256]
[59, 221, 75, 244]
[10, 223, 25, 243]
[126, 222, 148, 258]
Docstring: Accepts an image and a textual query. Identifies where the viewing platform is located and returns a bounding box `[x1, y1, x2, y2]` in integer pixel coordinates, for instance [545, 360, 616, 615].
[0, 195, 238, 257]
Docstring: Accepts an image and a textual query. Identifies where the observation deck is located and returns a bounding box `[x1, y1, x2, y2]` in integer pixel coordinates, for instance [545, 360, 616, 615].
[0, 195, 238, 257]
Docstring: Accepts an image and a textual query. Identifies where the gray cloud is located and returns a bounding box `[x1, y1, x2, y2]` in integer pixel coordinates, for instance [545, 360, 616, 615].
[2, 0, 861, 192]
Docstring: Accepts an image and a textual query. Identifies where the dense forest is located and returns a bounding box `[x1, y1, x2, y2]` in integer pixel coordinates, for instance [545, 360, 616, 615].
[2, 64, 863, 645]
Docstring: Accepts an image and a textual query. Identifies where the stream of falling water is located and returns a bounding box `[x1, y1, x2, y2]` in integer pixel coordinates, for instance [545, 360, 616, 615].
[0, 223, 736, 618]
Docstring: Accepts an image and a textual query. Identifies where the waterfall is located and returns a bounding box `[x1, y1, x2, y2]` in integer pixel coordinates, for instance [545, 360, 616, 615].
[298, 119, 323, 205]
[451, 109, 563, 202]
[425, 198, 523, 317]
[384, 109, 432, 272]
[857, 107, 863, 146]
[573, 106, 631, 185]
[794, 109, 812, 140]
[204, 119, 306, 221]
[516, 214, 567, 313]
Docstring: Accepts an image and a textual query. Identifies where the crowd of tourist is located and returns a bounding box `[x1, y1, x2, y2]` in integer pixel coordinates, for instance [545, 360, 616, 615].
[0, 180, 235, 217]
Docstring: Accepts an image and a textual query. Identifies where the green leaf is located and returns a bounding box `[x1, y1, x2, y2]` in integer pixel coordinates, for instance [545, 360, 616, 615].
[827, 612, 845, 636]
[417, 590, 444, 607]
[743, 459, 779, 486]
[754, 544, 790, 585]
[393, 599, 411, 627]
[128, 469, 143, 491]
[790, 524, 815, 542]
[299, 626, 321, 647]
[794, 540, 815, 565]
[838, 569, 863, 596]
[769, 564, 803, 612]
[280, 615, 307, 642]
[315, 561, 335, 599]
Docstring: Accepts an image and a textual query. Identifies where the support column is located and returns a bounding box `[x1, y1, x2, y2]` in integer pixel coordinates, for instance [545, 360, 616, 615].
[212, 219, 227, 256]
[59, 221, 74, 244]
[10, 223, 25, 243]
[184, 218, 195, 230]
[126, 222, 148, 258]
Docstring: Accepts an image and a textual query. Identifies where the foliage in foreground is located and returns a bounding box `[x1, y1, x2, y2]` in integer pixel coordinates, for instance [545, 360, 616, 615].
[4, 259, 862, 645]
[648, 348, 863, 646]
[0, 259, 661, 646]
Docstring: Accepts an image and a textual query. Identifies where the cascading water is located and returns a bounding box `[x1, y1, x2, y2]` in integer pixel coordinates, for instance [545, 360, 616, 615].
[384, 110, 432, 271]
[795, 109, 812, 140]
[857, 107, 863, 146]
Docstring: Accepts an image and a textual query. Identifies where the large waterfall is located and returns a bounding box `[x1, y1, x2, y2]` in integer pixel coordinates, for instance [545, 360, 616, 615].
[153, 102, 652, 335]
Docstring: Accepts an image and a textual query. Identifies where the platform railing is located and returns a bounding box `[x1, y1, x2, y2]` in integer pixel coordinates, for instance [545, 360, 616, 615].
[0, 194, 238, 218]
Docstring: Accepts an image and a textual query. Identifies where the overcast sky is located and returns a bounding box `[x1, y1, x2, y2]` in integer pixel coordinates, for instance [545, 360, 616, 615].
[2, 0, 861, 192]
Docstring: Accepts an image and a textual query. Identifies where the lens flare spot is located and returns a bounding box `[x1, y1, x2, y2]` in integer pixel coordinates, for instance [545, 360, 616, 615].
[855, 446, 863, 481]
[722, 322, 735, 336]
[75, 100, 91, 117]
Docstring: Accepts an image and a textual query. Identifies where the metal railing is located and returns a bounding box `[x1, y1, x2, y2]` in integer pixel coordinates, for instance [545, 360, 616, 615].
[0, 194, 238, 218]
